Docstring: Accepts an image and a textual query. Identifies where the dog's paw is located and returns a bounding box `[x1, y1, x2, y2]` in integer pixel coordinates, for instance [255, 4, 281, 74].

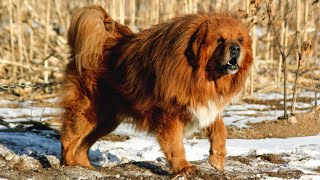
[61, 158, 94, 169]
[177, 165, 198, 176]
[209, 152, 225, 173]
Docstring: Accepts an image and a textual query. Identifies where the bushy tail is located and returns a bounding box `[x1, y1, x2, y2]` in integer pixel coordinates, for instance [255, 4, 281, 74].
[68, 5, 132, 75]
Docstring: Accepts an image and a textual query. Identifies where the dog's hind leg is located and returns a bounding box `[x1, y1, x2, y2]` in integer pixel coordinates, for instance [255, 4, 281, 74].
[60, 106, 96, 167]
[156, 115, 197, 175]
[73, 109, 120, 167]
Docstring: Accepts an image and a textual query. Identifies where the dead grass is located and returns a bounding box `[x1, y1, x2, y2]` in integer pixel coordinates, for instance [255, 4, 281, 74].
[0, 0, 319, 102]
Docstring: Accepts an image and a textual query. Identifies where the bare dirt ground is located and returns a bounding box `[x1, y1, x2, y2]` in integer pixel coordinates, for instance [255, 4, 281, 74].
[0, 94, 319, 180]
[0, 151, 308, 180]
[227, 108, 320, 139]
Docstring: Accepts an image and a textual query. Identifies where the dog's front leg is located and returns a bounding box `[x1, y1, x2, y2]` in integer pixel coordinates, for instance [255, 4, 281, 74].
[207, 114, 227, 172]
[156, 115, 197, 175]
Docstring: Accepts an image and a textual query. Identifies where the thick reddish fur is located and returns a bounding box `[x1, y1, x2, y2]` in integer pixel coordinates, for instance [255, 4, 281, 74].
[60, 5, 253, 175]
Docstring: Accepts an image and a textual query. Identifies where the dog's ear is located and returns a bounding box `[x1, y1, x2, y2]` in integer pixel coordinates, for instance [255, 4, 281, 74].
[104, 18, 116, 33]
[185, 21, 209, 67]
[115, 23, 133, 36]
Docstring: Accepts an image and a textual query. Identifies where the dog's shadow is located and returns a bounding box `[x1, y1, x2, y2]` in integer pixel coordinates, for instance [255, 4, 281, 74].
[124, 161, 170, 176]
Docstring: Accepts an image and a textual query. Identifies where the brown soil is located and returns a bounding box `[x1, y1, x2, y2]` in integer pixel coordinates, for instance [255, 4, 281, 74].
[257, 154, 287, 164]
[100, 134, 130, 142]
[227, 109, 320, 139]
[264, 170, 303, 179]
[0, 153, 309, 180]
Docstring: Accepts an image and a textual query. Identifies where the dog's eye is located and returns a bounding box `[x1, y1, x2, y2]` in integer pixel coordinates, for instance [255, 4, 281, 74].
[238, 37, 243, 43]
[217, 37, 224, 43]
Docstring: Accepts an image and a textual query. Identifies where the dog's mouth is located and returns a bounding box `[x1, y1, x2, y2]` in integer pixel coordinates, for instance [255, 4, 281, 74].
[218, 56, 239, 75]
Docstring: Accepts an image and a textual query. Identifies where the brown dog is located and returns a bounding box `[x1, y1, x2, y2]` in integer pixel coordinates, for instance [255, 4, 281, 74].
[60, 5, 253, 175]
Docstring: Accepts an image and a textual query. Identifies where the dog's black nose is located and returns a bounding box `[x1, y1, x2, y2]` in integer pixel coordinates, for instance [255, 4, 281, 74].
[230, 45, 240, 57]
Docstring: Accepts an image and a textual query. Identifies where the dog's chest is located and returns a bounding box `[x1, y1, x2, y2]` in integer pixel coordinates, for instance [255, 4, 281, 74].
[184, 100, 219, 136]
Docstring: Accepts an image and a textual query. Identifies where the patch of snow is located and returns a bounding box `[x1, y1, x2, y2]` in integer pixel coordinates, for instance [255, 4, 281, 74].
[280, 101, 313, 109]
[298, 176, 320, 180]
[4, 117, 53, 123]
[260, 110, 284, 118]
[311, 100, 318, 106]
[223, 115, 276, 128]
[224, 110, 258, 116]
[255, 92, 284, 100]
[225, 104, 271, 111]
[255, 91, 320, 101]
[0, 131, 60, 157]
[0, 107, 61, 120]
[226, 136, 320, 157]
[46, 98, 59, 103]
[0, 100, 20, 105]
[303, 160, 320, 167]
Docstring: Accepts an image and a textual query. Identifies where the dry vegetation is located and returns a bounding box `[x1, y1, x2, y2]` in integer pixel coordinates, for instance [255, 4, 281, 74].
[0, 0, 319, 115]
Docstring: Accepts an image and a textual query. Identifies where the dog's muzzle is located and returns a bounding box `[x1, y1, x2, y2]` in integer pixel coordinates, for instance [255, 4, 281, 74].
[219, 45, 240, 74]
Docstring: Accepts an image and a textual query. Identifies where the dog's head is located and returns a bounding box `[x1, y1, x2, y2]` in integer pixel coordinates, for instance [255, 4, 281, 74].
[186, 14, 252, 80]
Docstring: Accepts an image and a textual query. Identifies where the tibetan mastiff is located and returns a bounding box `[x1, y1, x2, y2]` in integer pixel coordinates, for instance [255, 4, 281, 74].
[60, 5, 253, 175]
